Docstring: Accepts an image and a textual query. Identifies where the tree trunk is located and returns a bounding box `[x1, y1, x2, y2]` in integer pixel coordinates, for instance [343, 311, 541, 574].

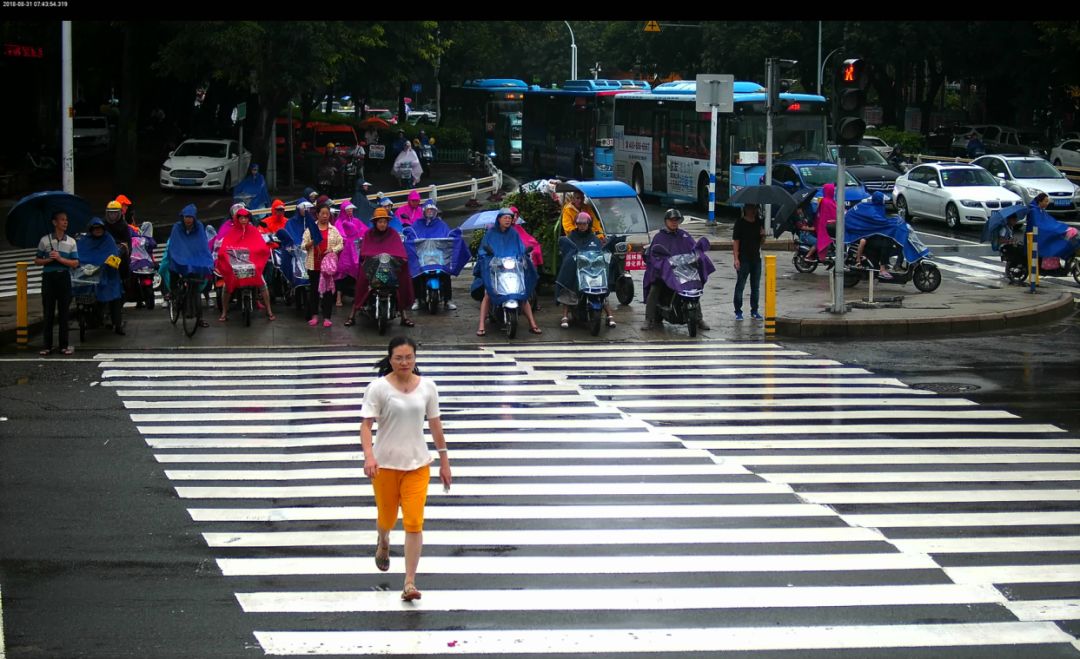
[114, 22, 140, 194]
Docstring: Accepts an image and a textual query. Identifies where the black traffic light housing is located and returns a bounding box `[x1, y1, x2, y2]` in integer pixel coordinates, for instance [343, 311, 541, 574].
[834, 58, 870, 145]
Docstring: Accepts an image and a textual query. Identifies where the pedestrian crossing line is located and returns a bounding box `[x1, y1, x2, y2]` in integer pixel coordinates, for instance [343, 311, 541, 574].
[688, 439, 1080, 449]
[1007, 600, 1080, 622]
[525, 358, 842, 368]
[105, 377, 562, 390]
[716, 453, 1080, 465]
[101, 355, 520, 368]
[581, 377, 915, 388]
[164, 463, 749, 481]
[613, 397, 973, 409]
[103, 364, 529, 379]
[940, 255, 1010, 273]
[136, 418, 645, 435]
[204, 527, 888, 549]
[663, 423, 1064, 436]
[186, 503, 839, 523]
[252, 622, 1073, 655]
[174, 482, 792, 499]
[482, 342, 790, 352]
[892, 536, 1080, 554]
[801, 490, 1080, 505]
[640, 409, 1014, 422]
[947, 565, 1080, 585]
[155, 448, 707, 463]
[95, 349, 499, 361]
[144, 432, 664, 450]
[562, 367, 871, 377]
[765, 470, 1080, 484]
[596, 386, 937, 397]
[134, 406, 624, 423]
[216, 552, 940, 577]
[235, 583, 1007, 613]
[126, 394, 597, 409]
[117, 384, 582, 397]
[845, 512, 1080, 527]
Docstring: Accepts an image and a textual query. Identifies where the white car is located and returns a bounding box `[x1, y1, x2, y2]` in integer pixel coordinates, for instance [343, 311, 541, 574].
[972, 154, 1080, 217]
[1050, 139, 1080, 169]
[160, 139, 251, 191]
[860, 135, 893, 159]
[893, 163, 1023, 229]
[73, 116, 111, 152]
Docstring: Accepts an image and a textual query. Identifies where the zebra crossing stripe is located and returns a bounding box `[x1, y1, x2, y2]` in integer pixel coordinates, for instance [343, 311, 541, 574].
[155, 448, 703, 463]
[664, 423, 1062, 435]
[718, 452, 1080, 465]
[893, 536, 1080, 554]
[174, 482, 791, 499]
[163, 463, 747, 480]
[145, 432, 663, 450]
[690, 438, 1080, 449]
[845, 512, 1080, 527]
[236, 583, 1007, 613]
[802, 489, 1080, 504]
[765, 470, 1080, 484]
[1007, 599, 1080, 621]
[946, 565, 1080, 585]
[252, 623, 1072, 655]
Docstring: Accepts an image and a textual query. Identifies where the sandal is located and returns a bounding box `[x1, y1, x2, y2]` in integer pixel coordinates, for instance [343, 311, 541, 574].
[529, 326, 542, 335]
[559, 316, 569, 329]
[344, 317, 355, 327]
[39, 348, 53, 356]
[607, 316, 617, 328]
[401, 317, 415, 327]
[375, 540, 390, 572]
[266, 313, 276, 322]
[61, 346, 75, 355]
[217, 315, 228, 322]
[476, 328, 486, 336]
[401, 582, 422, 602]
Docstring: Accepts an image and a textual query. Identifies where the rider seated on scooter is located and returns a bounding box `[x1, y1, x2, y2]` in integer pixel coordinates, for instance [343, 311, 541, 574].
[475, 208, 542, 336]
[641, 209, 711, 331]
[559, 212, 616, 329]
[804, 183, 838, 262]
[853, 192, 897, 279]
[408, 200, 468, 312]
[215, 208, 276, 322]
[561, 191, 604, 239]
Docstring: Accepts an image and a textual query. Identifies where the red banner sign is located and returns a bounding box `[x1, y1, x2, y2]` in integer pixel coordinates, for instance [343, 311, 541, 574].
[5, 44, 44, 59]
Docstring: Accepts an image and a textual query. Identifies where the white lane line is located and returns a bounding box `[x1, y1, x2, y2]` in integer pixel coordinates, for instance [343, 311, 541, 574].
[578, 377, 911, 387]
[175, 482, 792, 499]
[638, 410, 1014, 422]
[690, 439, 1080, 449]
[665, 423, 1064, 436]
[614, 398, 974, 409]
[802, 490, 1080, 504]
[253, 622, 1072, 654]
[187, 503, 835, 523]
[599, 387, 934, 397]
[133, 407, 620, 423]
[145, 432, 660, 449]
[939, 255, 1009, 273]
[205, 526, 885, 548]
[936, 262, 1008, 279]
[164, 463, 745, 481]
[118, 384, 579, 397]
[764, 470, 1080, 484]
[217, 552, 939, 576]
[719, 453, 1080, 465]
[236, 583, 1006, 613]
[0, 584, 5, 659]
[525, 358, 842, 368]
[946, 565, 1080, 585]
[137, 419, 646, 434]
[155, 448, 704, 463]
[127, 394, 592, 409]
[1008, 599, 1080, 621]
[845, 512, 1080, 527]
[893, 536, 1080, 554]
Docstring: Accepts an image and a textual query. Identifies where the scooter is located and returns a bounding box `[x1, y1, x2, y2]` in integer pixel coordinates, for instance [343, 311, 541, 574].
[412, 237, 456, 314]
[360, 253, 402, 335]
[559, 235, 627, 335]
[272, 228, 310, 317]
[486, 254, 529, 339]
[645, 240, 710, 337]
[128, 221, 160, 310]
[419, 141, 434, 174]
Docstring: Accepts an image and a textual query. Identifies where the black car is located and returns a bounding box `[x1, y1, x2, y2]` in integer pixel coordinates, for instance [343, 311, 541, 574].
[825, 144, 903, 203]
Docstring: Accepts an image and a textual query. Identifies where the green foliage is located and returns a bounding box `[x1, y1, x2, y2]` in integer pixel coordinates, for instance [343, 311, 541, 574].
[865, 126, 925, 154]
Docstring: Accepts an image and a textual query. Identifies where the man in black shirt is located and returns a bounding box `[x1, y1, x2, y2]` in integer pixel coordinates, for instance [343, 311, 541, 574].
[732, 203, 766, 321]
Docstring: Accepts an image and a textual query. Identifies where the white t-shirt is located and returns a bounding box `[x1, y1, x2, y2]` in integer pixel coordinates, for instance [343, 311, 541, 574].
[360, 376, 440, 471]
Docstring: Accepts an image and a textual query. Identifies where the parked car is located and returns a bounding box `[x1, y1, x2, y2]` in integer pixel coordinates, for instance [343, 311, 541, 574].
[73, 116, 111, 153]
[893, 163, 1023, 229]
[825, 144, 902, 204]
[365, 107, 398, 125]
[159, 139, 251, 192]
[406, 111, 437, 126]
[770, 160, 870, 211]
[950, 125, 990, 156]
[972, 154, 1080, 217]
[1050, 139, 1080, 169]
[860, 135, 894, 159]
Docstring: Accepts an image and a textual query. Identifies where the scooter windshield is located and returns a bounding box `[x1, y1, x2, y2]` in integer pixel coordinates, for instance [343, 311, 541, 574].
[227, 248, 256, 280]
[491, 257, 525, 296]
[415, 238, 455, 270]
[286, 245, 309, 281]
[668, 252, 702, 285]
[367, 253, 400, 288]
[575, 250, 611, 292]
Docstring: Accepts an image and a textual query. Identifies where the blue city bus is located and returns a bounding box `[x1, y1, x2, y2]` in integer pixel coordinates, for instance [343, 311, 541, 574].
[442, 78, 528, 156]
[611, 80, 829, 207]
[522, 79, 648, 180]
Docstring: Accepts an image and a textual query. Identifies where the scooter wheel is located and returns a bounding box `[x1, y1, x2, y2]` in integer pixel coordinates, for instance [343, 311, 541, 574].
[588, 308, 601, 336]
[913, 262, 941, 293]
[687, 314, 698, 338]
[793, 253, 819, 274]
[615, 277, 634, 305]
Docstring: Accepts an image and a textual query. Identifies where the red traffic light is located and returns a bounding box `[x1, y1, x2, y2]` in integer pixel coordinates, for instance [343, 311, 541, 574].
[838, 58, 870, 90]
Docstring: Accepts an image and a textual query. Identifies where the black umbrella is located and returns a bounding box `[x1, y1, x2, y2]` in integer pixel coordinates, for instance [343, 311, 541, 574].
[5, 191, 93, 248]
[728, 184, 798, 209]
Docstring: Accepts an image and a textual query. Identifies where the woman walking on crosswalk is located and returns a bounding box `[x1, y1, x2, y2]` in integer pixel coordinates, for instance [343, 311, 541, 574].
[360, 336, 452, 601]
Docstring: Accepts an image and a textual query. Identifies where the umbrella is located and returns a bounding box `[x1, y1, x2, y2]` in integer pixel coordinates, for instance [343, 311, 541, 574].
[981, 203, 1029, 245]
[358, 117, 390, 130]
[729, 184, 798, 209]
[5, 190, 93, 248]
[459, 210, 524, 232]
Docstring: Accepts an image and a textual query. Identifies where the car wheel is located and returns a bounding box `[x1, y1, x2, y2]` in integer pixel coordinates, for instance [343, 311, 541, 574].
[223, 172, 232, 192]
[945, 203, 961, 230]
[896, 195, 913, 222]
[1054, 159, 1062, 167]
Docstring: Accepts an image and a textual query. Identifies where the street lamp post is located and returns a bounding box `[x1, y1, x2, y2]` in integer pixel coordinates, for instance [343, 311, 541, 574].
[818, 47, 843, 96]
[564, 21, 577, 81]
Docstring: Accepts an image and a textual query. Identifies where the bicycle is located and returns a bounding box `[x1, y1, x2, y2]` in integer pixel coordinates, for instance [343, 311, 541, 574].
[170, 273, 206, 337]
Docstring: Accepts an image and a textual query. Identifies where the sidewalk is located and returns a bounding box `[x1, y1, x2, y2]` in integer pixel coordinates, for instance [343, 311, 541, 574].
[2, 236, 1074, 350]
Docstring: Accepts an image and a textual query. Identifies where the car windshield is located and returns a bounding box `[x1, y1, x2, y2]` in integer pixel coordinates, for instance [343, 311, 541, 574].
[1009, 159, 1061, 179]
[591, 197, 649, 234]
[940, 168, 999, 187]
[797, 165, 859, 187]
[829, 146, 890, 167]
[174, 142, 227, 158]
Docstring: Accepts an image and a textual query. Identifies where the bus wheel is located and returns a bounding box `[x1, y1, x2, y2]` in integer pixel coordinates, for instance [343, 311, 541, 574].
[697, 173, 710, 212]
[632, 166, 644, 196]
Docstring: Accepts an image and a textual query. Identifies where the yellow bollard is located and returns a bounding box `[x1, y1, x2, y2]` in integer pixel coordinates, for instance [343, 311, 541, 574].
[1027, 231, 1036, 294]
[764, 254, 776, 338]
[16, 262, 28, 349]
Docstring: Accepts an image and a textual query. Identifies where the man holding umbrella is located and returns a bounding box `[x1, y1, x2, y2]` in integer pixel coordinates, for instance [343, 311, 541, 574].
[34, 211, 79, 355]
[732, 203, 766, 322]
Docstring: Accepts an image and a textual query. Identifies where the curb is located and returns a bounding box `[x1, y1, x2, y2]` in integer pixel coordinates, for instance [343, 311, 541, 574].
[776, 291, 1077, 339]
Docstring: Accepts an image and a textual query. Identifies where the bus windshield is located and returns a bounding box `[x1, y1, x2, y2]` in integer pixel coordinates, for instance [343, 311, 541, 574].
[734, 114, 827, 162]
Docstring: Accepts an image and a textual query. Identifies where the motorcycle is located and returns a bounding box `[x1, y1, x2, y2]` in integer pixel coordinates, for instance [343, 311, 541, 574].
[645, 239, 711, 337]
[359, 253, 402, 335]
[841, 201, 942, 293]
[410, 237, 456, 314]
[70, 263, 102, 342]
[485, 254, 530, 339]
[271, 228, 310, 316]
[220, 247, 259, 326]
[128, 221, 160, 310]
[558, 234, 626, 335]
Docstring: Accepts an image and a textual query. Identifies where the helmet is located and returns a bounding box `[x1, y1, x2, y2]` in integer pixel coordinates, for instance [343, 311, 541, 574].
[575, 211, 591, 226]
[229, 202, 246, 218]
[496, 208, 514, 221]
[326, 142, 336, 150]
[115, 194, 132, 206]
[106, 201, 122, 212]
[663, 208, 684, 222]
[297, 201, 314, 212]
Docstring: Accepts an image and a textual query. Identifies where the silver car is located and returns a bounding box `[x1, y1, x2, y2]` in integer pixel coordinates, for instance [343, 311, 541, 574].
[972, 154, 1080, 217]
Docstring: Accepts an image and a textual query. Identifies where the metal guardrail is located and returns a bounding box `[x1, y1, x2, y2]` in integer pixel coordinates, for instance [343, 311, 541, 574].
[246, 153, 504, 216]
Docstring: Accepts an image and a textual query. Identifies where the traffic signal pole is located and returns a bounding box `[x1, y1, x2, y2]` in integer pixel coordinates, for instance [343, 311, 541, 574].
[833, 158, 846, 313]
[830, 58, 869, 314]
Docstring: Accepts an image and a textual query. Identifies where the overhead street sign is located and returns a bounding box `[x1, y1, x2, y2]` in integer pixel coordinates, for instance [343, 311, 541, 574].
[695, 74, 734, 113]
